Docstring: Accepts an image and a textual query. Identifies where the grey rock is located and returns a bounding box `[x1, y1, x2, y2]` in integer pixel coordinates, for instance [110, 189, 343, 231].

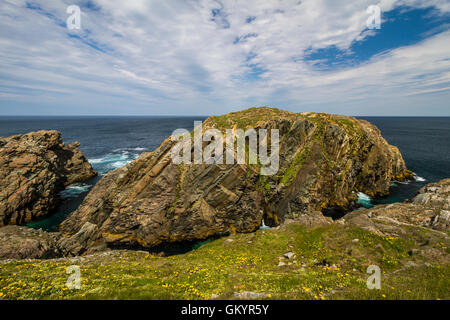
[284, 252, 295, 259]
[234, 291, 268, 299]
[405, 261, 419, 268]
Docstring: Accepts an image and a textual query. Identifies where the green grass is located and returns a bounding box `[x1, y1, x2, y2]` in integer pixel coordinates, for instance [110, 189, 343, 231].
[280, 145, 312, 186]
[0, 222, 448, 300]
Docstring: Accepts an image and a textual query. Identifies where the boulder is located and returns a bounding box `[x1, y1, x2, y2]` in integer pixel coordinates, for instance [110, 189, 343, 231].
[284, 252, 295, 259]
[234, 291, 269, 299]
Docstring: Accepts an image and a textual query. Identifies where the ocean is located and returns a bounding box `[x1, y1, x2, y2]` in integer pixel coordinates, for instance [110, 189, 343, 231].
[0, 116, 448, 231]
[358, 117, 450, 208]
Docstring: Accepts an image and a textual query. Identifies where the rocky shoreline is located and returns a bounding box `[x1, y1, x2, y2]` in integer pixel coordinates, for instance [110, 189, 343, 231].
[345, 179, 450, 232]
[0, 108, 448, 260]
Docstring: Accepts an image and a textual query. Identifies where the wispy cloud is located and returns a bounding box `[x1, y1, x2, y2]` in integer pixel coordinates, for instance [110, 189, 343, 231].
[0, 0, 449, 115]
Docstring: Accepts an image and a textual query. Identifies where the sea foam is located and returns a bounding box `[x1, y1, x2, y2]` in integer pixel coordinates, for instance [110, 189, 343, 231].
[89, 150, 142, 174]
[59, 183, 93, 199]
[413, 173, 426, 182]
[357, 192, 373, 208]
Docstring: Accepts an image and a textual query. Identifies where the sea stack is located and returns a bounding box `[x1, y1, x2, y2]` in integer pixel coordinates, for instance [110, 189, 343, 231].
[0, 130, 97, 226]
[60, 107, 413, 252]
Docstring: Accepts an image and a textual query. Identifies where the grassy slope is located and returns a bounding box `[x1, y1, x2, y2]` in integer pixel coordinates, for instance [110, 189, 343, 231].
[1, 221, 448, 300]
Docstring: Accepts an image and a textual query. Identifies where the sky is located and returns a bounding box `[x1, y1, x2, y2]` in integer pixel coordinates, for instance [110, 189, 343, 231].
[0, 0, 450, 116]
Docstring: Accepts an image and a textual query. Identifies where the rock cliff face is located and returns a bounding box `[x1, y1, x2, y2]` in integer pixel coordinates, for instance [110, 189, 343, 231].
[0, 130, 96, 226]
[59, 107, 412, 252]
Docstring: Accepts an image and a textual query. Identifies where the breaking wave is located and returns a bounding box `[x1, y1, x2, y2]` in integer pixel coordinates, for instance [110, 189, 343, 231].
[89, 149, 142, 175]
[357, 192, 373, 209]
[413, 173, 426, 182]
[394, 180, 410, 185]
[59, 183, 93, 199]
[112, 147, 148, 152]
[259, 219, 271, 230]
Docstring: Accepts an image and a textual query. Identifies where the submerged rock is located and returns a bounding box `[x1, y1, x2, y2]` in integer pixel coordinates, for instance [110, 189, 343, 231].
[60, 107, 412, 252]
[0, 130, 96, 226]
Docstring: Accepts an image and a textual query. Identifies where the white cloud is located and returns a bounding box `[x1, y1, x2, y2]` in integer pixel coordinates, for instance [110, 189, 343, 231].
[0, 0, 449, 115]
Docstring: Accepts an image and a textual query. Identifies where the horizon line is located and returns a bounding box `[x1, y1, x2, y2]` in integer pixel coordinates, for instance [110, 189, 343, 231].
[0, 114, 449, 118]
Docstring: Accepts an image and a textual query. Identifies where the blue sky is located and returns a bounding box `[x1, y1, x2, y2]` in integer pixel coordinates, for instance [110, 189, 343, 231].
[0, 0, 450, 116]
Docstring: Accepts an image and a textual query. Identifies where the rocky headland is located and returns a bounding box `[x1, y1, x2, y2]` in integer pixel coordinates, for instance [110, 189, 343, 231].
[57, 107, 414, 253]
[2, 108, 449, 260]
[0, 108, 449, 301]
[0, 130, 96, 226]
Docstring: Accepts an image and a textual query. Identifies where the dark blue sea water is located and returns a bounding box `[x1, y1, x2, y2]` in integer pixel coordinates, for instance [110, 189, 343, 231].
[0, 116, 448, 230]
[358, 117, 450, 208]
